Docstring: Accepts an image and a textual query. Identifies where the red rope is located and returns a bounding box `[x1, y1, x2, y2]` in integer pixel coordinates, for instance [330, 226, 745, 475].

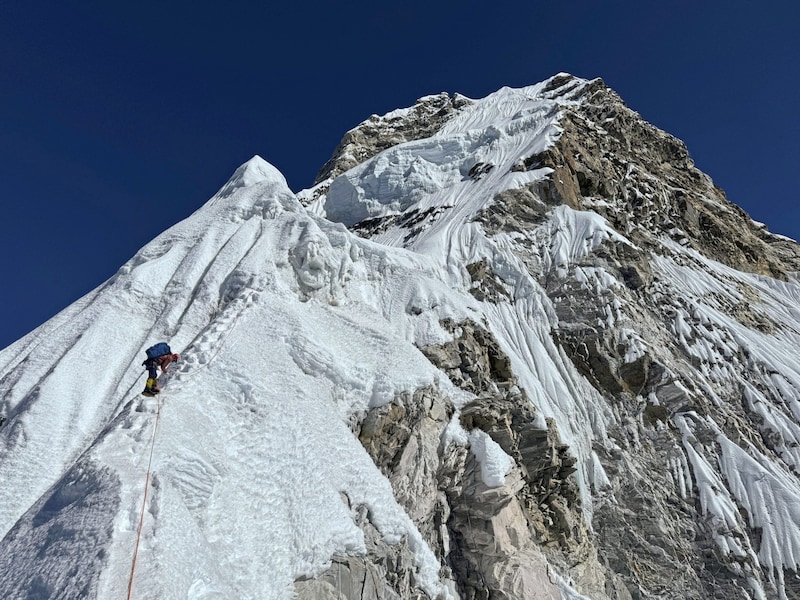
[126, 395, 163, 600]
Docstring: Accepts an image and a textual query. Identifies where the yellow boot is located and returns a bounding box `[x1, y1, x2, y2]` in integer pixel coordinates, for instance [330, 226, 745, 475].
[142, 378, 161, 396]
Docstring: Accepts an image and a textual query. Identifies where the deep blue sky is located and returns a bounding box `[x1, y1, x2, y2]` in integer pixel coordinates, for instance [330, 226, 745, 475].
[1, 1, 798, 349]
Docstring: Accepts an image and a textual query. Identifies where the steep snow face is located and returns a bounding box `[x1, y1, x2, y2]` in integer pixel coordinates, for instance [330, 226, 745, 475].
[316, 74, 616, 501]
[0, 154, 292, 539]
[313, 72, 800, 599]
[315, 79, 567, 231]
[5, 73, 800, 600]
[0, 156, 484, 599]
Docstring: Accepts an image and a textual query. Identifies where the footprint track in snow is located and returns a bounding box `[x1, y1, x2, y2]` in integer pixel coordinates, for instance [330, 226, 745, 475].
[170, 288, 259, 381]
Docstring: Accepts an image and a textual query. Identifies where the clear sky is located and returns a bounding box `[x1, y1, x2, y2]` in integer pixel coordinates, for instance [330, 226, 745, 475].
[1, 0, 798, 350]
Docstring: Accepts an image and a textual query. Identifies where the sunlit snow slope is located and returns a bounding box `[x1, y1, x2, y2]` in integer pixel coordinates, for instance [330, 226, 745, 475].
[4, 73, 800, 600]
[310, 75, 800, 599]
[0, 157, 486, 599]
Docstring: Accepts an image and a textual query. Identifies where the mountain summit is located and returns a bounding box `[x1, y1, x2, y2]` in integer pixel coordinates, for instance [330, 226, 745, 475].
[215, 154, 287, 198]
[3, 74, 800, 600]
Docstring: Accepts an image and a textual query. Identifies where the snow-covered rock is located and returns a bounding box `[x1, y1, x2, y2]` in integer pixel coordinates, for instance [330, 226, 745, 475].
[3, 73, 800, 600]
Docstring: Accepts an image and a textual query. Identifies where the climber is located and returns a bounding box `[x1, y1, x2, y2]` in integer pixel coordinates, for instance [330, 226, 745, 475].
[142, 342, 180, 396]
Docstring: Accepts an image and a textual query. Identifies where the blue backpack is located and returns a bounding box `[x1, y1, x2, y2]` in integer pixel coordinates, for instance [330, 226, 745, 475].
[145, 342, 172, 359]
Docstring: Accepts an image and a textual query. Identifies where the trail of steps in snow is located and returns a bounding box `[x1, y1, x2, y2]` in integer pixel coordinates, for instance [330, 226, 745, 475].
[165, 286, 261, 384]
[91, 278, 264, 593]
[78, 392, 162, 599]
[117, 396, 161, 445]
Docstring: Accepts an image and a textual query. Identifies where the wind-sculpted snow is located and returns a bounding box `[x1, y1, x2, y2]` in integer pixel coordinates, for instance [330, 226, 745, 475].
[5, 75, 800, 599]
[314, 74, 800, 598]
[644, 241, 800, 594]
[318, 81, 564, 231]
[538, 205, 636, 275]
[0, 155, 484, 599]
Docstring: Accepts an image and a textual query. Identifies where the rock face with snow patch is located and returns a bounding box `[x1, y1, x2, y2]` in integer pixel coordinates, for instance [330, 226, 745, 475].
[4, 75, 800, 600]
[311, 74, 800, 599]
[314, 93, 473, 186]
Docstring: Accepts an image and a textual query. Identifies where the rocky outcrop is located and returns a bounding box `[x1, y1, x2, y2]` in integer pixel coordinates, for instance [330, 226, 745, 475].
[326, 320, 628, 599]
[419, 319, 515, 397]
[314, 93, 472, 186]
[352, 378, 573, 600]
[465, 260, 511, 304]
[425, 321, 630, 599]
[485, 75, 800, 279]
[298, 74, 800, 599]
[358, 387, 455, 554]
[294, 506, 431, 600]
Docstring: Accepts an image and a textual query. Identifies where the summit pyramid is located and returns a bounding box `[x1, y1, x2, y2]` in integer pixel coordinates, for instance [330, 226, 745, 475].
[2, 74, 800, 600]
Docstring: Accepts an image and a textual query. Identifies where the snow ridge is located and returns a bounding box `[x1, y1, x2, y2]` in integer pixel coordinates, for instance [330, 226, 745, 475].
[0, 151, 481, 599]
[3, 73, 800, 599]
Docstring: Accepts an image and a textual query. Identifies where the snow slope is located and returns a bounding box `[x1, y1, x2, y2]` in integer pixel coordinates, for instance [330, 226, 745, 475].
[0, 157, 483, 598]
[311, 75, 800, 598]
[4, 74, 800, 599]
[314, 77, 616, 511]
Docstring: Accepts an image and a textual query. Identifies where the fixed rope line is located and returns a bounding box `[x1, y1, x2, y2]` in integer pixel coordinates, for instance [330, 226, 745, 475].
[124, 315, 236, 597]
[125, 290, 254, 596]
[126, 394, 163, 600]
